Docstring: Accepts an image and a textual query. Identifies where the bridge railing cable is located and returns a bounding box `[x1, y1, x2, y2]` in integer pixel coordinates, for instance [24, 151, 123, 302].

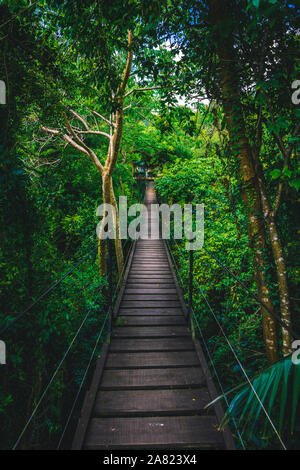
[201, 246, 299, 341]
[12, 282, 106, 450]
[5, 184, 145, 450]
[56, 309, 110, 449]
[1, 239, 107, 335]
[11, 236, 136, 449]
[165, 239, 246, 450]
[165, 236, 288, 450]
[192, 277, 287, 450]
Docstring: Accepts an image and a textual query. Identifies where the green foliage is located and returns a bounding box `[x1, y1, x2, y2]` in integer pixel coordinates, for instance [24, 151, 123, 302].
[154, 97, 300, 448]
[219, 357, 300, 447]
[0, 0, 299, 451]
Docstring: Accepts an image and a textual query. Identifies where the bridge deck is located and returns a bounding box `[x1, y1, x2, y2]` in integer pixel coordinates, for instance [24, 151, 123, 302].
[73, 183, 235, 450]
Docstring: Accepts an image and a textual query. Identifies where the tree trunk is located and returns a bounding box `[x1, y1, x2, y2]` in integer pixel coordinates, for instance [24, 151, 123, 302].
[98, 172, 111, 275]
[109, 175, 124, 275]
[209, 0, 279, 363]
[97, 172, 124, 276]
[255, 164, 292, 355]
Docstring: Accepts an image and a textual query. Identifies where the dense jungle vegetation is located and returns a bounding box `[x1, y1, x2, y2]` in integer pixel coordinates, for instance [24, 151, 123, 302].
[0, 0, 299, 450]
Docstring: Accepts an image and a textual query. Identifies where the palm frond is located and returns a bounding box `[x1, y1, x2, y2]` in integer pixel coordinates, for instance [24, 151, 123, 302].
[209, 356, 300, 443]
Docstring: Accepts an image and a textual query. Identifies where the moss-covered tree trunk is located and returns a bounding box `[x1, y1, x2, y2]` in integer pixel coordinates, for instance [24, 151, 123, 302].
[209, 0, 279, 363]
[255, 161, 292, 355]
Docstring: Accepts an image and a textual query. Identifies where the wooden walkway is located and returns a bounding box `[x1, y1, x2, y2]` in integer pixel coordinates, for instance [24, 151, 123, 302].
[73, 183, 235, 450]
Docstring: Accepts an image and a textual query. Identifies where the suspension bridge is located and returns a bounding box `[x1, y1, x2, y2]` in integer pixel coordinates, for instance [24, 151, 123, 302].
[5, 181, 290, 450]
[71, 182, 235, 449]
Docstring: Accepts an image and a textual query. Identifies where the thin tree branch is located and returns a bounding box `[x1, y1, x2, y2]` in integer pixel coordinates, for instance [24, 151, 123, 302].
[77, 130, 111, 139]
[69, 109, 90, 130]
[64, 115, 103, 173]
[92, 110, 116, 128]
[62, 134, 91, 156]
[41, 126, 59, 135]
[273, 122, 300, 216]
[125, 86, 161, 98]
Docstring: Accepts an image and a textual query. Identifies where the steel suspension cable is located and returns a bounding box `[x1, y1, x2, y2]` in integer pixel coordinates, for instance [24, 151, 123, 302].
[56, 215, 139, 448]
[166, 239, 246, 449]
[1, 240, 105, 334]
[201, 245, 300, 340]
[57, 310, 110, 449]
[112, 239, 132, 299]
[194, 279, 287, 450]
[12, 283, 105, 450]
[12, 236, 133, 449]
[191, 309, 246, 450]
[169, 239, 287, 450]
[171, 236, 299, 341]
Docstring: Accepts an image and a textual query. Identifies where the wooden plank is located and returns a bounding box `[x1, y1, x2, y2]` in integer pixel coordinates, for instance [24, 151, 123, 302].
[125, 288, 177, 293]
[72, 342, 109, 450]
[109, 338, 195, 352]
[127, 280, 173, 283]
[163, 240, 189, 320]
[133, 255, 168, 258]
[134, 255, 168, 258]
[131, 266, 170, 271]
[130, 266, 170, 270]
[133, 253, 168, 265]
[135, 247, 166, 249]
[132, 259, 169, 262]
[117, 316, 185, 326]
[135, 245, 164, 248]
[134, 255, 166, 257]
[112, 326, 190, 338]
[119, 308, 183, 316]
[123, 294, 178, 301]
[130, 264, 170, 268]
[105, 351, 200, 368]
[121, 301, 181, 308]
[100, 366, 205, 390]
[84, 416, 224, 449]
[193, 338, 236, 450]
[129, 269, 169, 274]
[133, 260, 168, 263]
[133, 256, 167, 259]
[134, 249, 166, 252]
[125, 284, 176, 289]
[128, 275, 174, 279]
[129, 270, 171, 273]
[135, 248, 165, 251]
[135, 244, 165, 247]
[134, 259, 167, 262]
[128, 272, 172, 276]
[133, 246, 166, 250]
[136, 241, 163, 244]
[128, 273, 172, 277]
[94, 388, 212, 416]
[125, 292, 178, 299]
[136, 241, 164, 243]
[134, 253, 166, 256]
[127, 276, 174, 282]
[130, 258, 168, 266]
[112, 241, 136, 319]
[130, 270, 170, 275]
